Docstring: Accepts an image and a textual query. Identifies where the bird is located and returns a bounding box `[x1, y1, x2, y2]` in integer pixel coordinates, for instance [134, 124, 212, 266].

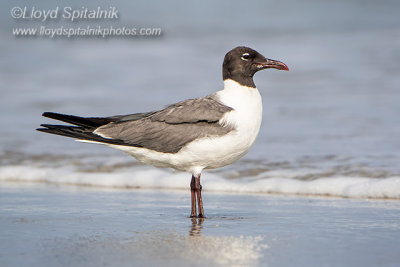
[37, 46, 289, 218]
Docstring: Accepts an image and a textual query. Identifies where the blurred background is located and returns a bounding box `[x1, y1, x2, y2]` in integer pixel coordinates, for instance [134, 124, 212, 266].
[1, 0, 399, 194]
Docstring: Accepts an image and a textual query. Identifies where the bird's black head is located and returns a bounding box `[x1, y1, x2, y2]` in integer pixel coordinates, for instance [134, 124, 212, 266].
[222, 46, 289, 88]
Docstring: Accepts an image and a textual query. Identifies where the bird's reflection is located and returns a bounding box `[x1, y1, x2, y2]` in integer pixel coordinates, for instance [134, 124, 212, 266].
[189, 217, 204, 237]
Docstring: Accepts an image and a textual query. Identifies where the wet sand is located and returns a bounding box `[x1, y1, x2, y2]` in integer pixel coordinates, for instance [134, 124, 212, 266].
[1, 182, 399, 267]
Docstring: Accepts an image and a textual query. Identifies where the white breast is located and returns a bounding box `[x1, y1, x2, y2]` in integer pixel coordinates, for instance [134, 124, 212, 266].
[217, 79, 263, 136]
[174, 79, 263, 173]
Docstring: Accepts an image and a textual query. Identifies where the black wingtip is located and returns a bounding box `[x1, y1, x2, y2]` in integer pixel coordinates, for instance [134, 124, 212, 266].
[37, 123, 50, 131]
[42, 112, 59, 118]
[38, 124, 57, 130]
[40, 112, 111, 128]
[36, 127, 50, 133]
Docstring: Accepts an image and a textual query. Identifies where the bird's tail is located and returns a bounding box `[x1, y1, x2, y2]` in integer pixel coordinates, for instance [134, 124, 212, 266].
[36, 112, 125, 145]
[40, 112, 111, 128]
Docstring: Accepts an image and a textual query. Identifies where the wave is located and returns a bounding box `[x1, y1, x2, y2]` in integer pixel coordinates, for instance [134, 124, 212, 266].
[1, 164, 399, 200]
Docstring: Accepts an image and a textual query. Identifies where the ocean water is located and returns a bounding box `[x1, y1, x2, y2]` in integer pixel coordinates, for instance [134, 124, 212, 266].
[1, 0, 400, 199]
[2, 184, 400, 267]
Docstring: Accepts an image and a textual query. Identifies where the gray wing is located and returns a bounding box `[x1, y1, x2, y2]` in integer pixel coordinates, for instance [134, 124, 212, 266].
[149, 96, 233, 123]
[95, 96, 234, 153]
[107, 111, 157, 122]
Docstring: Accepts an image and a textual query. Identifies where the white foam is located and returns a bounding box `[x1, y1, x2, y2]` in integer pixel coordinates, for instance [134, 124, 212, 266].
[1, 165, 399, 199]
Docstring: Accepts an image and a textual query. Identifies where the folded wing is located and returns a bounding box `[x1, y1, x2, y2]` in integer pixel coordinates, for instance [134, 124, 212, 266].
[38, 96, 234, 153]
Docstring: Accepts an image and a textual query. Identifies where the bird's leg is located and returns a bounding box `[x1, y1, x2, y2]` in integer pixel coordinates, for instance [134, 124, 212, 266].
[190, 175, 197, 218]
[195, 174, 204, 218]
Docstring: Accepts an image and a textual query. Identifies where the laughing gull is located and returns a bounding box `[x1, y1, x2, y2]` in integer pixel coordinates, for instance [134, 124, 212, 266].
[37, 46, 289, 218]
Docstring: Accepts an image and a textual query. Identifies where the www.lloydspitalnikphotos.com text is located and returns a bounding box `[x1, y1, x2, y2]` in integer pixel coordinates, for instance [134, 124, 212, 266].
[10, 5, 163, 39]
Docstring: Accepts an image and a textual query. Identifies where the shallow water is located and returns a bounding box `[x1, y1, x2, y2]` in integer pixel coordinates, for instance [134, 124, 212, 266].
[1, 0, 400, 198]
[1, 184, 400, 267]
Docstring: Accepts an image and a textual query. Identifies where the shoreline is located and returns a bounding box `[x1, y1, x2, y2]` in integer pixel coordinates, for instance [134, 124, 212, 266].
[2, 179, 400, 202]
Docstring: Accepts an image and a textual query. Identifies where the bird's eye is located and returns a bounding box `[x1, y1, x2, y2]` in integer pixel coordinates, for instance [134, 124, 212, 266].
[241, 53, 250, 61]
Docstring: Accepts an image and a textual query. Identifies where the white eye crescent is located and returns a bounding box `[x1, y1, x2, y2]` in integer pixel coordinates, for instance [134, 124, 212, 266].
[241, 53, 250, 61]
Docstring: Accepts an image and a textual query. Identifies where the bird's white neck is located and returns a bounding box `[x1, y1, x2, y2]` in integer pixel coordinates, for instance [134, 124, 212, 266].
[216, 79, 262, 112]
[223, 78, 257, 91]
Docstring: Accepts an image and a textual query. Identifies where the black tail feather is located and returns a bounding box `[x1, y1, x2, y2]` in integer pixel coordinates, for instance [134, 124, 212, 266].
[38, 112, 121, 145]
[42, 112, 112, 128]
[38, 111, 150, 148]
[37, 124, 95, 140]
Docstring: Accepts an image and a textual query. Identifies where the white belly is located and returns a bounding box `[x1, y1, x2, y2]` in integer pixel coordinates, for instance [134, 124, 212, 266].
[107, 80, 263, 175]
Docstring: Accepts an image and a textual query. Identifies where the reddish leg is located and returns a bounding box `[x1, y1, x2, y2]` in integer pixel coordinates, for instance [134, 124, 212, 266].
[195, 175, 204, 218]
[190, 174, 205, 218]
[190, 175, 197, 218]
